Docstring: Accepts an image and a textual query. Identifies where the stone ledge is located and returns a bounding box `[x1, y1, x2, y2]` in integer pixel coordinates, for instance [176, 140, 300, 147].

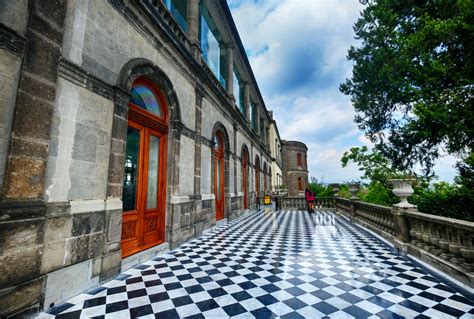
[121, 242, 170, 272]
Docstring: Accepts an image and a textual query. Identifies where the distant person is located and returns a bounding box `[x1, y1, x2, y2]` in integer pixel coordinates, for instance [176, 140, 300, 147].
[305, 188, 315, 213]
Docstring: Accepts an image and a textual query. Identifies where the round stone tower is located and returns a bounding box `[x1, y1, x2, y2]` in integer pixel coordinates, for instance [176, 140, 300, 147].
[281, 140, 309, 196]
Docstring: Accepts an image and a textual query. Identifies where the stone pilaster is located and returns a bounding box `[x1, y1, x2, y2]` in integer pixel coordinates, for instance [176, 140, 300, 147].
[233, 122, 238, 195]
[107, 88, 131, 198]
[244, 82, 250, 122]
[186, 0, 200, 58]
[225, 43, 234, 98]
[194, 83, 204, 198]
[2, 1, 68, 201]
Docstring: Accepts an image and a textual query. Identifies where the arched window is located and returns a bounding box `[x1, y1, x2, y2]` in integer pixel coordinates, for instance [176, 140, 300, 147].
[130, 78, 167, 119]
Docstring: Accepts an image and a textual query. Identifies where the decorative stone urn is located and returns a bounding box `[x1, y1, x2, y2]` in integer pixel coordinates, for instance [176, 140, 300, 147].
[390, 179, 416, 208]
[348, 183, 359, 200]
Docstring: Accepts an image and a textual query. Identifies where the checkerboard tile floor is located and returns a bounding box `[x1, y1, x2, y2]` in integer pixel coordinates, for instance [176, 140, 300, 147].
[39, 211, 474, 318]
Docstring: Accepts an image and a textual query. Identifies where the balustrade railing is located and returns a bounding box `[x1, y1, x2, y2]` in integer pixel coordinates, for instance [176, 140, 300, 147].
[333, 196, 474, 287]
[278, 197, 334, 210]
[404, 211, 474, 273]
[354, 201, 396, 237]
[335, 197, 351, 214]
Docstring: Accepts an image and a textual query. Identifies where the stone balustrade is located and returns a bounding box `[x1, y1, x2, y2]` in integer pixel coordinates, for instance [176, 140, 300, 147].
[277, 197, 334, 210]
[333, 196, 474, 288]
[354, 201, 396, 237]
[404, 211, 474, 273]
[335, 197, 351, 215]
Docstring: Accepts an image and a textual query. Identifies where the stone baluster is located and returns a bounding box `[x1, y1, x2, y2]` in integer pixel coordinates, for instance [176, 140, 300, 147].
[438, 227, 454, 260]
[459, 230, 474, 271]
[449, 228, 467, 266]
[429, 224, 443, 256]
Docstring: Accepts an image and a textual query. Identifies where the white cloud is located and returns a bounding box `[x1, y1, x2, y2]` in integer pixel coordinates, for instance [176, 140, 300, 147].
[229, 0, 458, 182]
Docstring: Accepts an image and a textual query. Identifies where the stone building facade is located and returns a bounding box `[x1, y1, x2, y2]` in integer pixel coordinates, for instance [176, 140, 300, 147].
[282, 140, 309, 196]
[268, 111, 283, 190]
[0, 0, 307, 316]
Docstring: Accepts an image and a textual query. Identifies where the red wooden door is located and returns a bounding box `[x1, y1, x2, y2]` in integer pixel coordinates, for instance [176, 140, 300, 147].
[121, 78, 168, 258]
[242, 152, 248, 209]
[122, 120, 167, 258]
[214, 131, 225, 220]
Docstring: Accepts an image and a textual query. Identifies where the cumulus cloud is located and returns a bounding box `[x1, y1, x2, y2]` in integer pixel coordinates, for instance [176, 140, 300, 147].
[229, 0, 458, 183]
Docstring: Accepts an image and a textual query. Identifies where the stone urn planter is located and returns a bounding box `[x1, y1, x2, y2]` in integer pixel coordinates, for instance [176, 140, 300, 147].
[348, 183, 359, 199]
[390, 179, 415, 208]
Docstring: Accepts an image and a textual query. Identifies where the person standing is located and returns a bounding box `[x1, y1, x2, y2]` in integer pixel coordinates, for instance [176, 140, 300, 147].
[305, 188, 315, 213]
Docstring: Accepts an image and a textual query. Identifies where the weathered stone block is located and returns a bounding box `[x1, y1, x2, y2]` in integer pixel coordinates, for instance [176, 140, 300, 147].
[108, 153, 125, 184]
[100, 250, 121, 281]
[72, 212, 105, 236]
[9, 136, 49, 159]
[12, 91, 54, 141]
[106, 209, 122, 243]
[40, 239, 66, 274]
[0, 277, 44, 318]
[32, 0, 67, 30]
[0, 245, 42, 288]
[65, 233, 104, 265]
[43, 216, 72, 242]
[0, 218, 44, 253]
[29, 12, 63, 45]
[72, 140, 97, 162]
[23, 32, 60, 83]
[43, 259, 98, 310]
[5, 157, 46, 199]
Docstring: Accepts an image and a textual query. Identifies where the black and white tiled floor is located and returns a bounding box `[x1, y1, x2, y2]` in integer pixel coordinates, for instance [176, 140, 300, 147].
[40, 211, 474, 318]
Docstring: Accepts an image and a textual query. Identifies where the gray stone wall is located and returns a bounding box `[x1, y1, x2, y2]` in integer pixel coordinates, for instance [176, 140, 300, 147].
[44, 79, 114, 202]
[0, 0, 273, 317]
[0, 51, 22, 193]
[0, 0, 29, 35]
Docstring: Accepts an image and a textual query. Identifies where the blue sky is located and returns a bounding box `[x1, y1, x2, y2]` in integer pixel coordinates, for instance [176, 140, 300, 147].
[228, 0, 458, 183]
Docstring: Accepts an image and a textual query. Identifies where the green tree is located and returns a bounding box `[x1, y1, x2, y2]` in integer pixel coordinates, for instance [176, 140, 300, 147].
[309, 177, 334, 197]
[340, 0, 474, 174]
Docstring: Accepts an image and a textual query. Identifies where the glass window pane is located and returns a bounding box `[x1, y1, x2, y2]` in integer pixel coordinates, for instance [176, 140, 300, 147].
[200, 4, 224, 84]
[123, 128, 140, 211]
[131, 85, 163, 117]
[146, 135, 160, 210]
[217, 159, 221, 196]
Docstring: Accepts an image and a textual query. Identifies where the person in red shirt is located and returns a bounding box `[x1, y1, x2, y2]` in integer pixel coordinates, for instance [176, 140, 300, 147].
[305, 188, 315, 213]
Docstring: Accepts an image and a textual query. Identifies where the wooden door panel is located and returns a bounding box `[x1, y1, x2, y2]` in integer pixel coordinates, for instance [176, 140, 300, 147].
[122, 121, 166, 258]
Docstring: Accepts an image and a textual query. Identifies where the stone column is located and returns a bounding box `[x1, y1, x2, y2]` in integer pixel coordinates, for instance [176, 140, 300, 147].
[186, 0, 200, 58]
[225, 44, 234, 99]
[193, 83, 204, 198]
[2, 2, 67, 201]
[244, 82, 250, 123]
[233, 122, 238, 196]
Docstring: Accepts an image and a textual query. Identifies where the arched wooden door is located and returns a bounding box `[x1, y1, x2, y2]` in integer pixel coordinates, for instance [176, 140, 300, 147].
[214, 130, 225, 220]
[255, 156, 260, 194]
[121, 78, 168, 258]
[242, 150, 248, 209]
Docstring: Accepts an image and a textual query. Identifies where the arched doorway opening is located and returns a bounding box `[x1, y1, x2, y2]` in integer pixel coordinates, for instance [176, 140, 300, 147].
[121, 77, 168, 258]
[213, 130, 225, 220]
[241, 146, 249, 209]
[255, 155, 260, 195]
[263, 162, 267, 191]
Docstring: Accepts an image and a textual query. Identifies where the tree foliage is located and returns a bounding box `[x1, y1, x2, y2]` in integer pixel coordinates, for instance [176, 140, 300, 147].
[309, 177, 334, 197]
[340, 0, 474, 174]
